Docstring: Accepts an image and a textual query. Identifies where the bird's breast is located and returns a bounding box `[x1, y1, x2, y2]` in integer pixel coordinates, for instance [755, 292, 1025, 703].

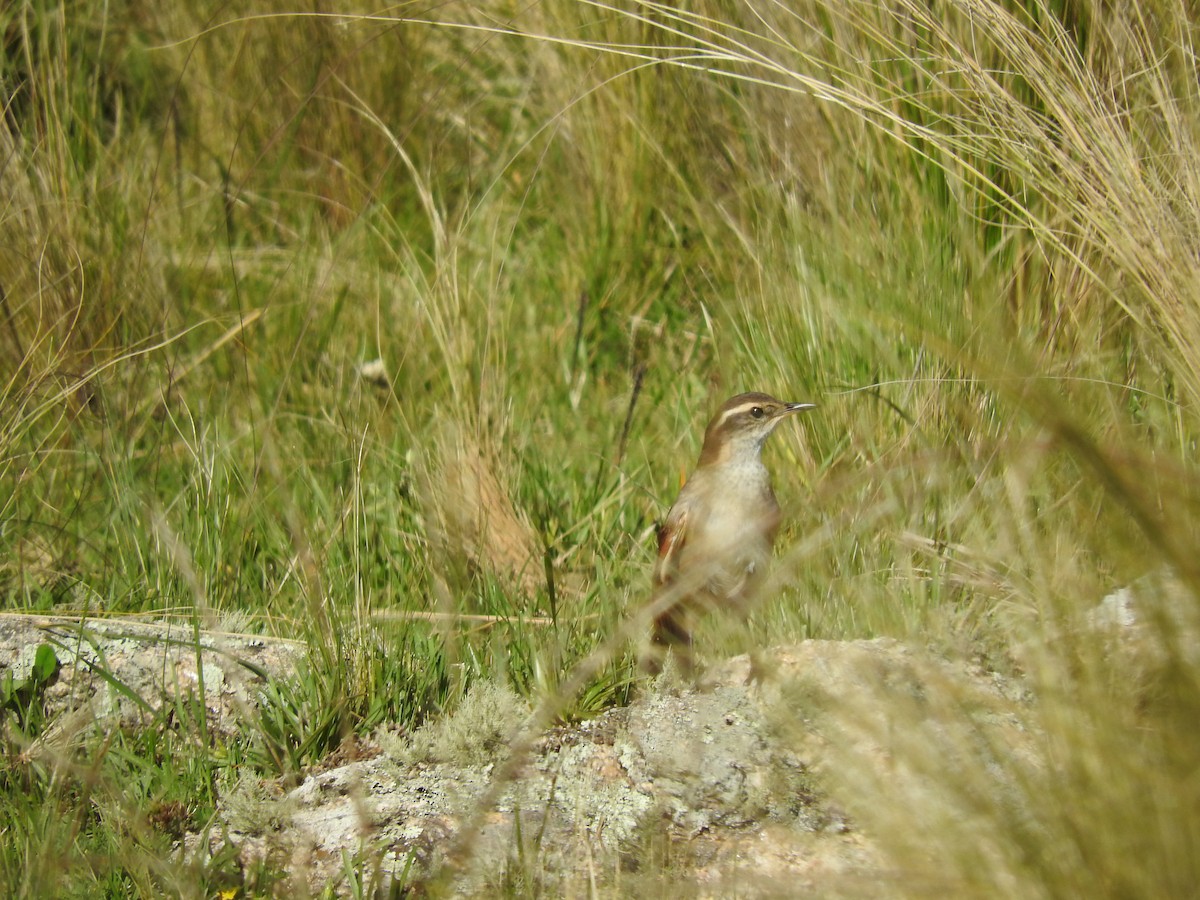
[673, 466, 779, 603]
[687, 501, 775, 560]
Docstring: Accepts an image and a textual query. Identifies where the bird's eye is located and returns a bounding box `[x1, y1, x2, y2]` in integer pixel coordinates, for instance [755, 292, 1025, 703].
[750, 407, 765, 419]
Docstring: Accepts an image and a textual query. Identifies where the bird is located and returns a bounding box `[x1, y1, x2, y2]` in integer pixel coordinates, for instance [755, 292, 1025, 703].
[643, 391, 815, 678]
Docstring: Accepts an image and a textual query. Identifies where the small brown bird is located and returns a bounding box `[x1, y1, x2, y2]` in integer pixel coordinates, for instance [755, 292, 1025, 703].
[644, 392, 815, 677]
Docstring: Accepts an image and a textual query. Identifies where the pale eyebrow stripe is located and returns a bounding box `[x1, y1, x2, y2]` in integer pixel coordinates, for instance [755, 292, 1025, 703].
[712, 401, 762, 428]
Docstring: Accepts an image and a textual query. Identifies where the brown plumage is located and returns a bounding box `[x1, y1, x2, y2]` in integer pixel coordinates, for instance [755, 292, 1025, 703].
[645, 392, 815, 676]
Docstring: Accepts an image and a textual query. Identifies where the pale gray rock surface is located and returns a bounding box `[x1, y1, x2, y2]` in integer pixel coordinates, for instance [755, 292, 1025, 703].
[0, 617, 1029, 896]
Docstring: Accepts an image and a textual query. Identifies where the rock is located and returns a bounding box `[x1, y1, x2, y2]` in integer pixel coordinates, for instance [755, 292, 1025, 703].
[355, 358, 390, 388]
[0, 618, 1032, 895]
[0, 614, 303, 736]
[196, 640, 1027, 895]
[1085, 571, 1200, 665]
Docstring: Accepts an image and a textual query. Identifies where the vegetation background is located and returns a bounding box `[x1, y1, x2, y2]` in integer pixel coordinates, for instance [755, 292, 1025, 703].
[2, 0, 1198, 895]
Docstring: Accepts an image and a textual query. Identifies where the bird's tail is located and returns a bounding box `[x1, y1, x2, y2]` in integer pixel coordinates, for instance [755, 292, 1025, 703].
[643, 607, 694, 677]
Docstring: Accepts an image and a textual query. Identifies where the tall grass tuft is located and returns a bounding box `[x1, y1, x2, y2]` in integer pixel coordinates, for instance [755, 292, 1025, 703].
[545, 0, 1200, 894]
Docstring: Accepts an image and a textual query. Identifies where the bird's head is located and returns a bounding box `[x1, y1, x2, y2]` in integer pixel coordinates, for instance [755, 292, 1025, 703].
[697, 392, 815, 467]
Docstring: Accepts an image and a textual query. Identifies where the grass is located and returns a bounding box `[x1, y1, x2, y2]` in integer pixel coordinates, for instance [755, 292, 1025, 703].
[2, 0, 1199, 894]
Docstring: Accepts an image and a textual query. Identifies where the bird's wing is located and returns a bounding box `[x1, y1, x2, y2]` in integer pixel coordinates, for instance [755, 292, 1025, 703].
[652, 502, 688, 588]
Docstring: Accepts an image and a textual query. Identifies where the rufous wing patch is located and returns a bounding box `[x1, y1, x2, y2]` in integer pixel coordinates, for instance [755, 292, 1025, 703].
[654, 507, 687, 587]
